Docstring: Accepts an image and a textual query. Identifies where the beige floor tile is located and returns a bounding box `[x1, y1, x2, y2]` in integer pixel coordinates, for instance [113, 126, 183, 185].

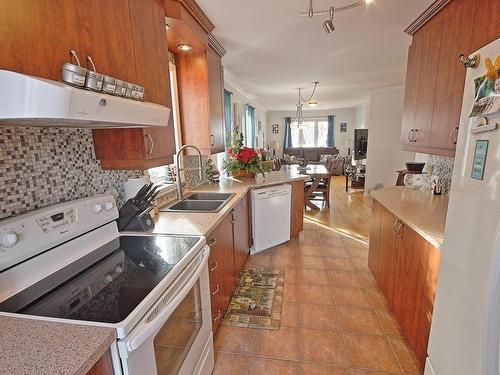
[282, 302, 299, 328]
[345, 245, 369, 258]
[298, 245, 323, 257]
[249, 357, 299, 375]
[299, 255, 326, 269]
[349, 369, 400, 375]
[214, 326, 256, 354]
[332, 286, 371, 307]
[365, 288, 389, 308]
[388, 336, 422, 374]
[284, 283, 299, 303]
[327, 270, 363, 287]
[337, 305, 383, 335]
[299, 363, 350, 375]
[324, 256, 355, 271]
[357, 271, 379, 288]
[350, 256, 370, 271]
[299, 268, 330, 285]
[299, 303, 340, 331]
[213, 352, 252, 375]
[246, 254, 273, 267]
[320, 237, 345, 247]
[253, 327, 299, 360]
[375, 309, 403, 336]
[341, 238, 368, 248]
[343, 333, 400, 372]
[321, 246, 349, 258]
[299, 284, 334, 305]
[284, 267, 298, 285]
[273, 253, 298, 268]
[299, 328, 347, 365]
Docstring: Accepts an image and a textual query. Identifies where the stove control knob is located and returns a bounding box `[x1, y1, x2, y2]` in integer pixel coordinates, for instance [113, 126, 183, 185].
[91, 203, 103, 214]
[114, 264, 123, 274]
[104, 273, 113, 283]
[104, 201, 114, 211]
[0, 232, 18, 248]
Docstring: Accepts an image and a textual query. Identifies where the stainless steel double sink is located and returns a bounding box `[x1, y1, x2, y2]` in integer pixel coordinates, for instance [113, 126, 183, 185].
[160, 192, 235, 213]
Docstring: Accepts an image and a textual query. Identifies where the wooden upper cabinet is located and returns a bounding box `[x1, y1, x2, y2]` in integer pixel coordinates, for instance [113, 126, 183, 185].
[401, 0, 500, 157]
[0, 0, 28, 72]
[207, 41, 226, 153]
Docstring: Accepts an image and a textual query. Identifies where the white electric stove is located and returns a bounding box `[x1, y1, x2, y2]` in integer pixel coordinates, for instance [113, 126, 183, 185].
[0, 194, 214, 375]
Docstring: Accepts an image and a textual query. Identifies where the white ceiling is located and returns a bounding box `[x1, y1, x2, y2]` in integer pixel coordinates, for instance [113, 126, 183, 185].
[197, 0, 434, 110]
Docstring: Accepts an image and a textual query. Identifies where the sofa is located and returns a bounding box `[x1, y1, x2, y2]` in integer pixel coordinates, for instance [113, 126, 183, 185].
[281, 147, 345, 176]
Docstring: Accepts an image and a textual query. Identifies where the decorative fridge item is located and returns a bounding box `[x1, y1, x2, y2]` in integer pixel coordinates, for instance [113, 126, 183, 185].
[471, 140, 489, 180]
[272, 124, 279, 134]
[469, 56, 500, 117]
[205, 159, 220, 183]
[403, 173, 425, 190]
[223, 131, 269, 178]
[431, 175, 442, 195]
[471, 116, 498, 134]
[340, 122, 347, 132]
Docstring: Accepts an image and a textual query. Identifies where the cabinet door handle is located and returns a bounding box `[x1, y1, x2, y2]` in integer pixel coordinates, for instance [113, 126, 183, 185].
[450, 126, 459, 145]
[210, 134, 215, 147]
[207, 238, 217, 247]
[396, 222, 404, 239]
[393, 219, 400, 234]
[145, 134, 154, 154]
[407, 129, 414, 142]
[231, 208, 236, 223]
[209, 262, 218, 272]
[370, 199, 375, 211]
[213, 309, 222, 322]
[211, 284, 220, 295]
[412, 129, 418, 143]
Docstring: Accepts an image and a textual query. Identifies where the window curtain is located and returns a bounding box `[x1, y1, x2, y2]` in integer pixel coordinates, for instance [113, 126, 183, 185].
[327, 115, 335, 147]
[245, 104, 255, 148]
[283, 117, 292, 149]
[224, 90, 232, 147]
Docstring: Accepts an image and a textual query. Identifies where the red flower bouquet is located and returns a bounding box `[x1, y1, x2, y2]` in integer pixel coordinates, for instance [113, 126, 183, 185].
[222, 132, 268, 178]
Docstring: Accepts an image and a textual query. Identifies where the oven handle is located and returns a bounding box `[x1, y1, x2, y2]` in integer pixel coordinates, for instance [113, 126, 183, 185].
[125, 247, 210, 352]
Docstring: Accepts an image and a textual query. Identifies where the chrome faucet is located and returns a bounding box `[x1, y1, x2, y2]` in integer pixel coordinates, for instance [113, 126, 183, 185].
[175, 144, 203, 200]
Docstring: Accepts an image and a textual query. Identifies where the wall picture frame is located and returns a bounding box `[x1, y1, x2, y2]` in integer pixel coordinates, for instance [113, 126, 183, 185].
[272, 124, 279, 134]
[340, 123, 347, 132]
[471, 139, 489, 180]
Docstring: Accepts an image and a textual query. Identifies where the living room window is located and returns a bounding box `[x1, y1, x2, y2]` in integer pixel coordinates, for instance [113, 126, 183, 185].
[291, 119, 329, 147]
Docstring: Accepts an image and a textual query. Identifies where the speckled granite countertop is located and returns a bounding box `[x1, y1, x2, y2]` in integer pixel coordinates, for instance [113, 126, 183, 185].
[0, 315, 115, 375]
[371, 186, 449, 249]
[152, 171, 308, 236]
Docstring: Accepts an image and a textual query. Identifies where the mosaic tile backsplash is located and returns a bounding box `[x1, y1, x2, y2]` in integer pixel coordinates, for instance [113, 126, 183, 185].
[419, 154, 455, 195]
[0, 127, 141, 220]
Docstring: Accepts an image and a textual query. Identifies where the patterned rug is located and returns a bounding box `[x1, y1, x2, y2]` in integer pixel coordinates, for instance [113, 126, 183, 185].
[222, 266, 284, 330]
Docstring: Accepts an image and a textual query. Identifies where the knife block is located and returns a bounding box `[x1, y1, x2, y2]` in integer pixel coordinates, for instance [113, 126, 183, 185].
[118, 199, 155, 232]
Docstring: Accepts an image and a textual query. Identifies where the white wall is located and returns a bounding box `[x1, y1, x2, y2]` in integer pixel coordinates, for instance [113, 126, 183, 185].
[266, 108, 360, 156]
[224, 75, 267, 149]
[354, 104, 368, 130]
[364, 85, 414, 194]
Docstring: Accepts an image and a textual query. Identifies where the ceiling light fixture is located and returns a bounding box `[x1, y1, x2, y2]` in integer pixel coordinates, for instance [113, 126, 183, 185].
[177, 44, 193, 51]
[300, 0, 371, 35]
[293, 82, 319, 129]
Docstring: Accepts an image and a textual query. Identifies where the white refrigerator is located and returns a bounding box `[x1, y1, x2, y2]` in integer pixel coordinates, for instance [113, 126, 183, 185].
[425, 37, 500, 375]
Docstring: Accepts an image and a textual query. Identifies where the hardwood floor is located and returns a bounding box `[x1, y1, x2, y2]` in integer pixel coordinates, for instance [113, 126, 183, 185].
[212, 178, 423, 374]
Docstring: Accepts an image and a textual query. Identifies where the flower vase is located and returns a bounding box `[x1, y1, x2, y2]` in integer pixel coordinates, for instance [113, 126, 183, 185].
[232, 169, 255, 178]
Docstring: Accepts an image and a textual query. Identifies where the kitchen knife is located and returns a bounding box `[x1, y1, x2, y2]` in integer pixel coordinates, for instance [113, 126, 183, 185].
[133, 184, 149, 203]
[140, 185, 159, 205]
[135, 183, 153, 204]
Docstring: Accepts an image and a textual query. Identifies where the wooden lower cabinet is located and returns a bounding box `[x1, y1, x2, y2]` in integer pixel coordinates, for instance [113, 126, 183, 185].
[368, 200, 441, 368]
[232, 195, 250, 280]
[86, 349, 113, 375]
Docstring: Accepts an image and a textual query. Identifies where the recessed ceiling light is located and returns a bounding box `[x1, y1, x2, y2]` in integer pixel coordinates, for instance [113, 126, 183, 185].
[308, 100, 318, 107]
[177, 44, 193, 51]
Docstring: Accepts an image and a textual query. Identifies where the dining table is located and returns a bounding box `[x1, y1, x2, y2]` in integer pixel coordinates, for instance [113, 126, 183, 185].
[281, 164, 334, 210]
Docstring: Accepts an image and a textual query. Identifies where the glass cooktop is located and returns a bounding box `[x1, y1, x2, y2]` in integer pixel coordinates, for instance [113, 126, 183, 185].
[0, 235, 201, 324]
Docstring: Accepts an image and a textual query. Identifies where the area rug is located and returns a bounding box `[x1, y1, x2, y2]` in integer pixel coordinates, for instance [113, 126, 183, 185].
[222, 266, 284, 330]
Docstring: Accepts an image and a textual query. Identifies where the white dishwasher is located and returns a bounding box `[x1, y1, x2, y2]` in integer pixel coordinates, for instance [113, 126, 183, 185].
[251, 184, 291, 254]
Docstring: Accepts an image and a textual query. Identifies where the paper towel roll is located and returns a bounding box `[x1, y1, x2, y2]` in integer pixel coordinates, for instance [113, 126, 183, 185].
[124, 176, 150, 200]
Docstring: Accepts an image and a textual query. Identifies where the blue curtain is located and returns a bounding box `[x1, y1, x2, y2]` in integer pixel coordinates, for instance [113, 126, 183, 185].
[245, 104, 255, 147]
[224, 90, 232, 147]
[327, 115, 335, 147]
[283, 117, 292, 149]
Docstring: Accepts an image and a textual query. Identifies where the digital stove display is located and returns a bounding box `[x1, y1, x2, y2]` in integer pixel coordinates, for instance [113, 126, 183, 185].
[0, 235, 200, 324]
[50, 212, 64, 222]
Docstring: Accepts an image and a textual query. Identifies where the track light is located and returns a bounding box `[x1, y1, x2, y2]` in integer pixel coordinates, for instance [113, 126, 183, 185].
[323, 20, 335, 34]
[308, 0, 314, 18]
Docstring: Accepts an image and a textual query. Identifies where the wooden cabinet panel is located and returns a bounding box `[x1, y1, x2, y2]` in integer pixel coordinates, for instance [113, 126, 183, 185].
[412, 16, 443, 148]
[290, 180, 304, 237]
[0, 1, 28, 72]
[206, 213, 234, 333]
[469, 0, 500, 53]
[377, 209, 399, 307]
[206, 44, 225, 153]
[429, 0, 475, 150]
[368, 199, 383, 281]
[232, 195, 250, 280]
[86, 349, 113, 375]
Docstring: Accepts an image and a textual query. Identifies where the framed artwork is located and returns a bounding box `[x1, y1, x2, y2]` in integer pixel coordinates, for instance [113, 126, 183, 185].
[258, 120, 262, 132]
[471, 140, 489, 180]
[272, 124, 279, 134]
[340, 123, 347, 132]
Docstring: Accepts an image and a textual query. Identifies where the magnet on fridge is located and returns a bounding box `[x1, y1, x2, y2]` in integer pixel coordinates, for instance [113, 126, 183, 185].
[471, 117, 497, 134]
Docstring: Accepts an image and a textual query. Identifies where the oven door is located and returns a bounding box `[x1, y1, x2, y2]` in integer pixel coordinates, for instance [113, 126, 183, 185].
[117, 246, 213, 375]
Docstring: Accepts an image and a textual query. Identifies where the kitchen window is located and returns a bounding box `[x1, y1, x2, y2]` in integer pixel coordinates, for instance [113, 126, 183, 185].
[290, 119, 329, 147]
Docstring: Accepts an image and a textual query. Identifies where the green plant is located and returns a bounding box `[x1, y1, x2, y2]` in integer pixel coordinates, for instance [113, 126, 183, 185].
[222, 131, 269, 176]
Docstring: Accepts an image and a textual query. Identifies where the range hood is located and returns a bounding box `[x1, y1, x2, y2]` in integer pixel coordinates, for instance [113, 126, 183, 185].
[0, 70, 171, 128]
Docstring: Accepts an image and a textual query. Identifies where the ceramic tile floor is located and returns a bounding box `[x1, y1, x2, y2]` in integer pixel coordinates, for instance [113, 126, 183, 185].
[212, 220, 423, 375]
